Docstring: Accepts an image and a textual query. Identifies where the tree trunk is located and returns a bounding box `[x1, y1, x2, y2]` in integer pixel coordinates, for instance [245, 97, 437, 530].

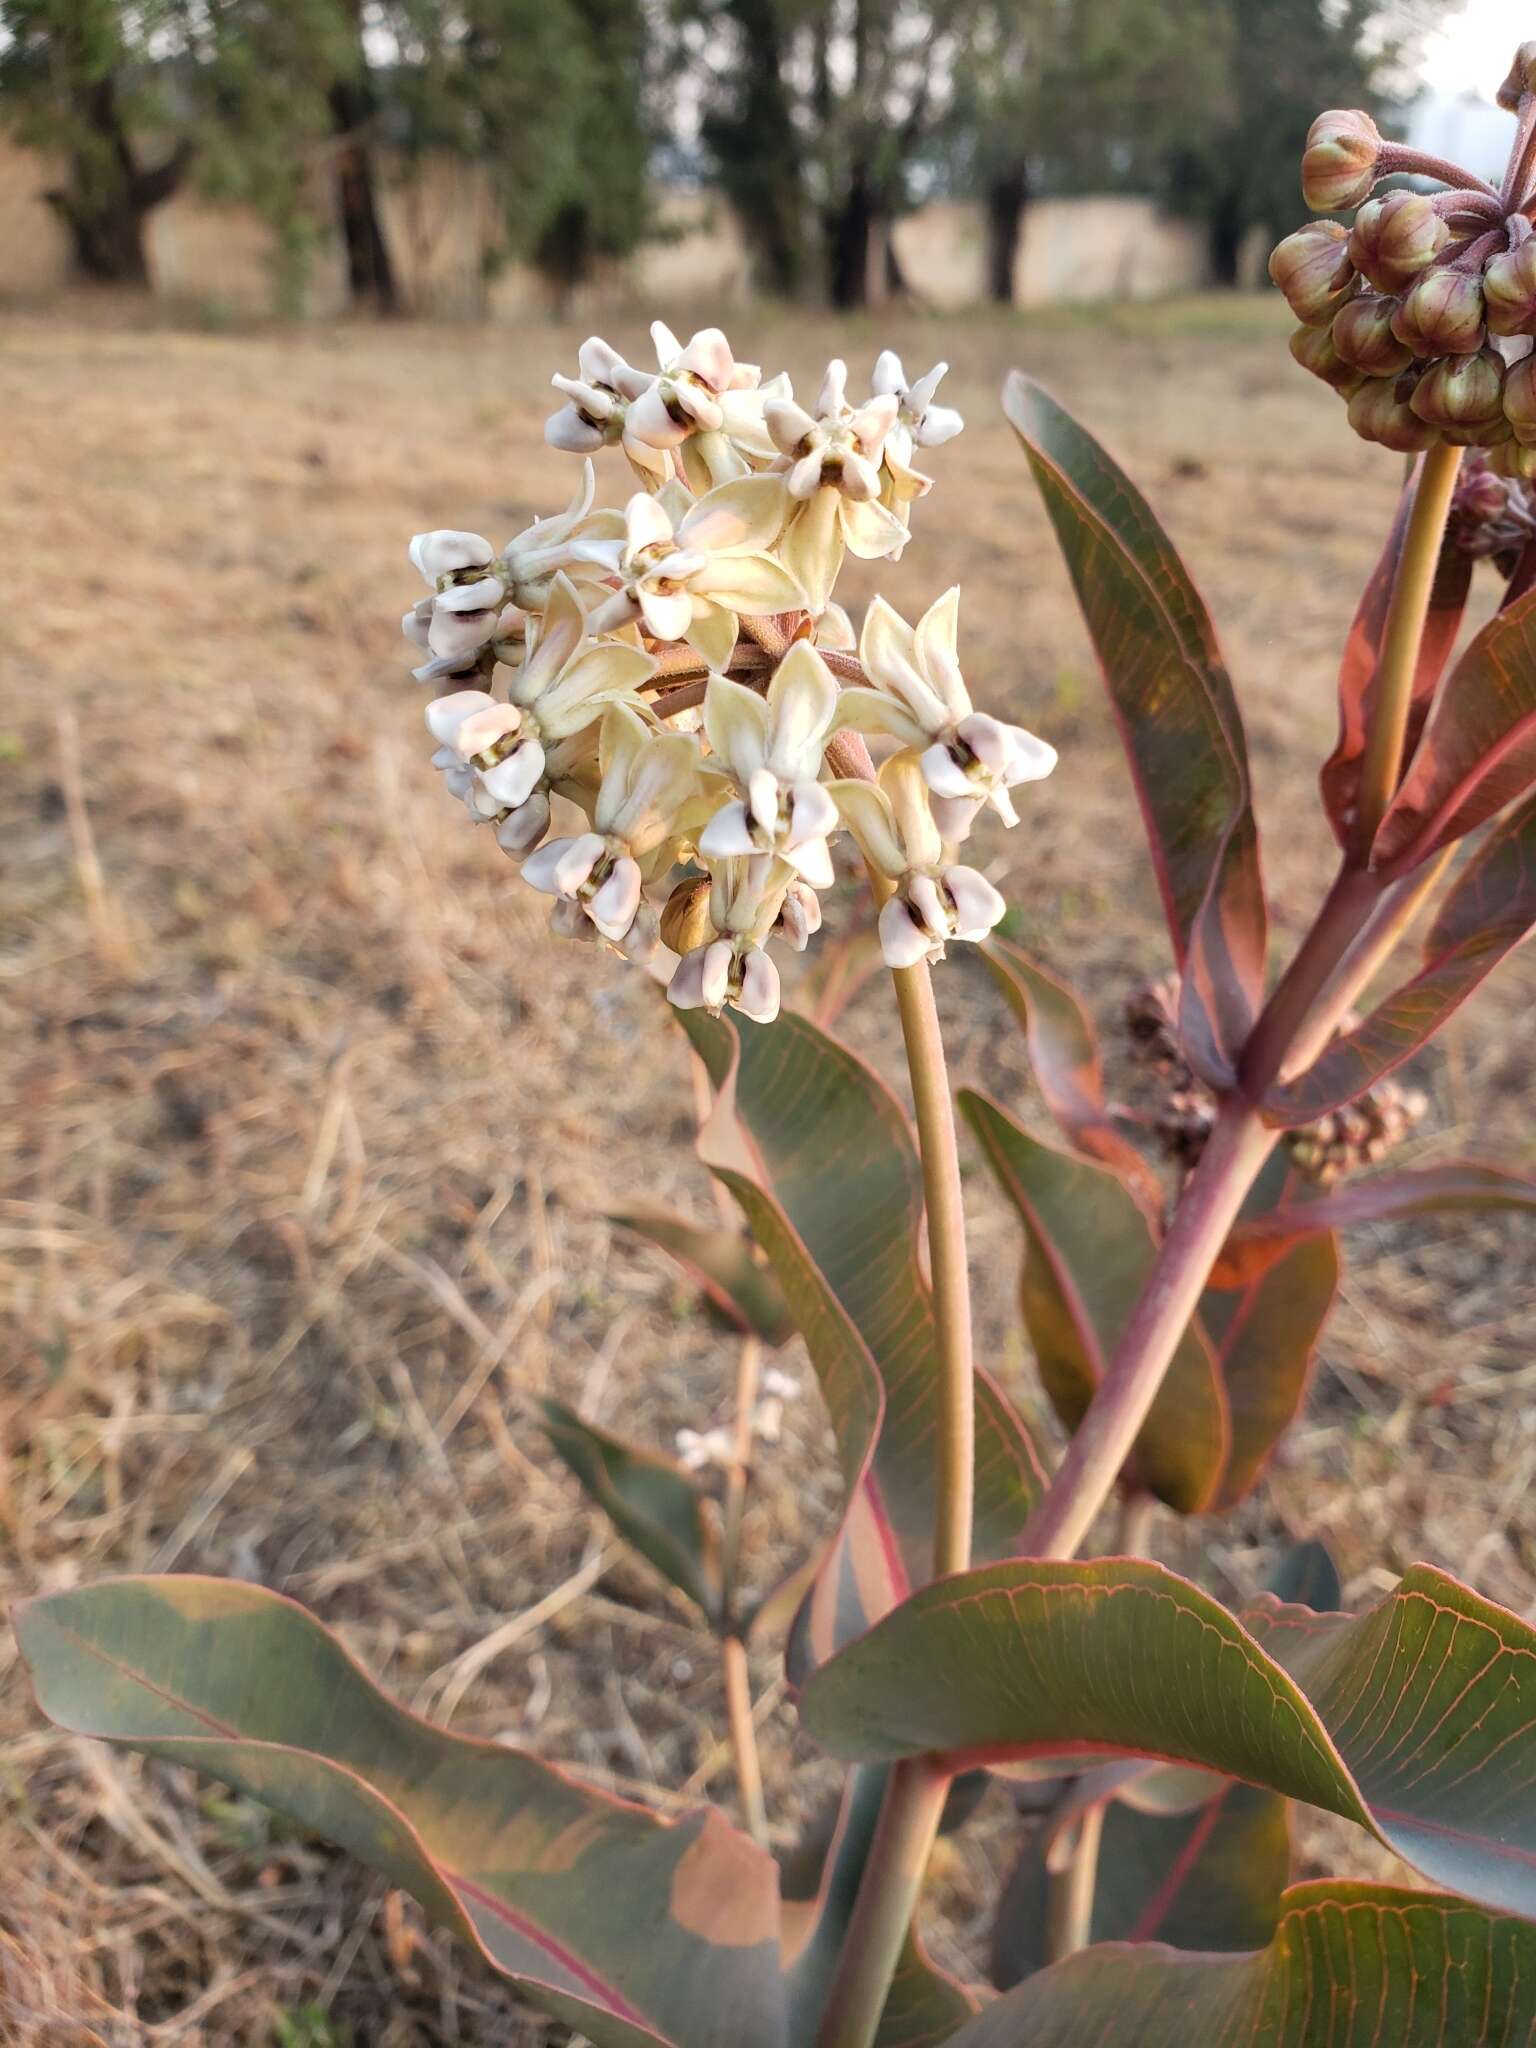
[1208, 185, 1244, 287]
[826, 167, 874, 310]
[42, 75, 192, 286]
[328, 79, 399, 314]
[703, 0, 808, 297]
[984, 162, 1028, 305]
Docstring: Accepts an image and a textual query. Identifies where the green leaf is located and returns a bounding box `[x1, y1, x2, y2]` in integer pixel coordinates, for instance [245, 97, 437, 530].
[780, 1767, 979, 2047]
[1267, 794, 1536, 1124]
[681, 1012, 1046, 1672]
[542, 1399, 718, 1621]
[800, 1554, 1536, 1918]
[978, 941, 1165, 1218]
[17, 1577, 784, 2048]
[1002, 373, 1265, 1078]
[960, 1090, 1227, 1514]
[1216, 1163, 1536, 1285]
[1322, 466, 1472, 847]
[990, 1781, 1291, 1988]
[1200, 1229, 1339, 1508]
[955, 1882, 1536, 2046]
[611, 1207, 795, 1346]
[1375, 582, 1536, 868]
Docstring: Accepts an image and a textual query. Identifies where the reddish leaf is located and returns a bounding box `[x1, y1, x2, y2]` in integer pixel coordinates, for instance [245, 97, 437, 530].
[979, 940, 1164, 1218]
[611, 1208, 795, 1346]
[1214, 1161, 1536, 1284]
[1265, 793, 1536, 1126]
[1200, 1230, 1339, 1508]
[1374, 582, 1536, 869]
[1003, 374, 1265, 1078]
[1321, 468, 1472, 846]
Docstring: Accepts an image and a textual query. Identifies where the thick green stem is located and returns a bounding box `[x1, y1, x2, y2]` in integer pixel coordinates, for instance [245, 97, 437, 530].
[1349, 441, 1462, 862]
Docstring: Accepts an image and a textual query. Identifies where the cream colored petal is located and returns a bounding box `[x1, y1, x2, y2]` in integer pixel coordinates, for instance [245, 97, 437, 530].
[784, 833, 834, 889]
[595, 702, 652, 809]
[839, 450, 882, 503]
[829, 686, 930, 751]
[839, 495, 909, 562]
[637, 586, 695, 644]
[679, 474, 788, 556]
[651, 319, 683, 367]
[765, 641, 836, 775]
[703, 672, 770, 781]
[879, 893, 938, 969]
[693, 551, 806, 618]
[520, 573, 588, 697]
[871, 349, 905, 399]
[943, 864, 1007, 940]
[685, 601, 739, 673]
[850, 393, 899, 453]
[545, 406, 606, 454]
[588, 856, 645, 940]
[425, 689, 495, 745]
[734, 948, 781, 1024]
[612, 731, 704, 851]
[827, 778, 906, 879]
[915, 586, 970, 717]
[675, 328, 734, 391]
[523, 831, 607, 898]
[699, 798, 760, 861]
[625, 490, 676, 555]
[779, 490, 844, 614]
[815, 601, 856, 652]
[538, 641, 656, 734]
[879, 749, 943, 870]
[766, 397, 818, 458]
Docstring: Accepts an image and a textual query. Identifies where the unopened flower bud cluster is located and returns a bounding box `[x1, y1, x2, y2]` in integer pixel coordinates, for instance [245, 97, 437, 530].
[1448, 448, 1536, 573]
[402, 323, 1056, 1024]
[1271, 50, 1536, 474]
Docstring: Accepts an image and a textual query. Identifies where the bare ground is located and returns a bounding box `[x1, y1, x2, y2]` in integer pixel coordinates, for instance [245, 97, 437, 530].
[3, 293, 1535, 2044]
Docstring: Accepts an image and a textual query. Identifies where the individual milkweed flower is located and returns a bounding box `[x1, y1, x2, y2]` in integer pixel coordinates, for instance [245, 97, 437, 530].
[425, 574, 655, 824]
[500, 459, 625, 611]
[522, 704, 716, 951]
[698, 642, 840, 886]
[667, 854, 793, 1024]
[623, 323, 761, 466]
[579, 478, 804, 667]
[830, 752, 1007, 969]
[869, 352, 964, 544]
[546, 337, 669, 487]
[764, 360, 908, 609]
[406, 529, 512, 668]
[775, 877, 823, 951]
[831, 588, 1056, 823]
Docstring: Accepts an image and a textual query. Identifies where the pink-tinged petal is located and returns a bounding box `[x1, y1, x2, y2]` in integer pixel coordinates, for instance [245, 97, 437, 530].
[786, 451, 827, 501]
[840, 450, 882, 503]
[617, 903, 660, 965]
[670, 381, 725, 433]
[871, 348, 906, 398]
[425, 689, 495, 745]
[588, 855, 644, 940]
[480, 738, 546, 809]
[435, 575, 505, 614]
[785, 833, 835, 890]
[879, 893, 937, 969]
[787, 779, 838, 848]
[908, 871, 949, 936]
[545, 405, 607, 454]
[700, 938, 735, 1009]
[495, 794, 551, 856]
[675, 328, 735, 392]
[930, 793, 984, 844]
[694, 552, 807, 617]
[667, 945, 709, 1010]
[467, 783, 505, 820]
[625, 491, 676, 554]
[999, 720, 1059, 784]
[728, 360, 761, 390]
[816, 360, 849, 417]
[943, 865, 1006, 940]
[522, 831, 606, 898]
[683, 600, 739, 673]
[651, 319, 684, 367]
[428, 605, 499, 662]
[699, 798, 760, 860]
[734, 948, 781, 1023]
[577, 335, 633, 387]
[704, 674, 771, 782]
[454, 702, 523, 757]
[839, 495, 908, 562]
[849, 394, 899, 453]
[625, 384, 691, 449]
[766, 642, 836, 770]
[779, 881, 822, 950]
[955, 708, 1009, 773]
[678, 474, 788, 555]
[410, 530, 494, 582]
[638, 586, 695, 644]
[765, 397, 818, 457]
[414, 650, 485, 684]
[747, 765, 781, 833]
[919, 739, 976, 801]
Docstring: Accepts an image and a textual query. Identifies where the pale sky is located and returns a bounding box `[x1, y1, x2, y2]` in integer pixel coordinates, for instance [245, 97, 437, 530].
[1423, 0, 1535, 98]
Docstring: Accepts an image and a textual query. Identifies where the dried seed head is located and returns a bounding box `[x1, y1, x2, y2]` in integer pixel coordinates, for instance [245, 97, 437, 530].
[1391, 270, 1487, 358]
[1331, 295, 1413, 377]
[660, 874, 715, 955]
[1269, 222, 1355, 325]
[1348, 191, 1447, 295]
[1301, 109, 1382, 212]
[1498, 41, 1536, 113]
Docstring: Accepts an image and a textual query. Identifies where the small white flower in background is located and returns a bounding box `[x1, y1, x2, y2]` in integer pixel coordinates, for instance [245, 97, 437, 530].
[834, 589, 1056, 825]
[676, 1425, 736, 1472]
[832, 752, 1008, 969]
[764, 361, 909, 609]
[699, 642, 839, 885]
[763, 1368, 801, 1402]
[667, 853, 794, 1024]
[580, 477, 804, 667]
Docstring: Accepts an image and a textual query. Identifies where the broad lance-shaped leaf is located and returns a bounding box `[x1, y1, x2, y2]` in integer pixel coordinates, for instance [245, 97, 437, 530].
[1267, 792, 1536, 1126]
[1214, 1162, 1536, 1285]
[955, 1883, 1536, 2046]
[978, 939, 1165, 1218]
[1322, 465, 1472, 847]
[543, 1399, 718, 1621]
[681, 1011, 1045, 1672]
[960, 1089, 1228, 1514]
[991, 1781, 1291, 1988]
[611, 1207, 795, 1346]
[1003, 373, 1266, 1077]
[17, 1577, 785, 2048]
[1200, 1227, 1338, 1509]
[800, 1555, 1536, 1918]
[1374, 581, 1536, 869]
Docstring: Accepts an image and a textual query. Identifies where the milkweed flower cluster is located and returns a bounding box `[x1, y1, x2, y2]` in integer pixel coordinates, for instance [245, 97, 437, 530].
[400, 323, 1057, 1024]
[1270, 49, 1536, 475]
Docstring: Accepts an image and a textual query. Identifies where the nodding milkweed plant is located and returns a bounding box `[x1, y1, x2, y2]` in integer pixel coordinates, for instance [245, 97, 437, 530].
[29, 41, 1536, 2048]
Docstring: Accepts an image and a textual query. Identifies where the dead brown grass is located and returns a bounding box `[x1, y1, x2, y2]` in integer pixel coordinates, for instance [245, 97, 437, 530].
[2, 294, 1535, 2044]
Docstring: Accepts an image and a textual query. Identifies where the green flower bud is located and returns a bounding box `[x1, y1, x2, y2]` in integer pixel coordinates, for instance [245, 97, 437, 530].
[1348, 192, 1447, 295]
[1410, 348, 1506, 432]
[1483, 241, 1536, 337]
[1347, 378, 1440, 453]
[1332, 295, 1413, 376]
[1490, 438, 1536, 480]
[1301, 109, 1382, 212]
[1289, 322, 1365, 393]
[1502, 355, 1536, 443]
[1268, 222, 1354, 325]
[1391, 269, 1487, 356]
[1498, 42, 1536, 113]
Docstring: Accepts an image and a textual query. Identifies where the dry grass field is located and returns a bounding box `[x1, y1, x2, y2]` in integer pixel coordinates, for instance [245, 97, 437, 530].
[3, 293, 1536, 2045]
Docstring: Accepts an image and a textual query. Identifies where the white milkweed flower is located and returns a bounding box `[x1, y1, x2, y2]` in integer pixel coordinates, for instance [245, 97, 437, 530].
[425, 574, 655, 827]
[831, 752, 1007, 969]
[833, 589, 1057, 825]
[546, 337, 669, 487]
[764, 360, 908, 610]
[500, 459, 625, 611]
[776, 876, 823, 951]
[698, 642, 839, 886]
[668, 853, 794, 1024]
[869, 353, 963, 546]
[580, 478, 804, 668]
[522, 704, 718, 953]
[624, 323, 760, 450]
